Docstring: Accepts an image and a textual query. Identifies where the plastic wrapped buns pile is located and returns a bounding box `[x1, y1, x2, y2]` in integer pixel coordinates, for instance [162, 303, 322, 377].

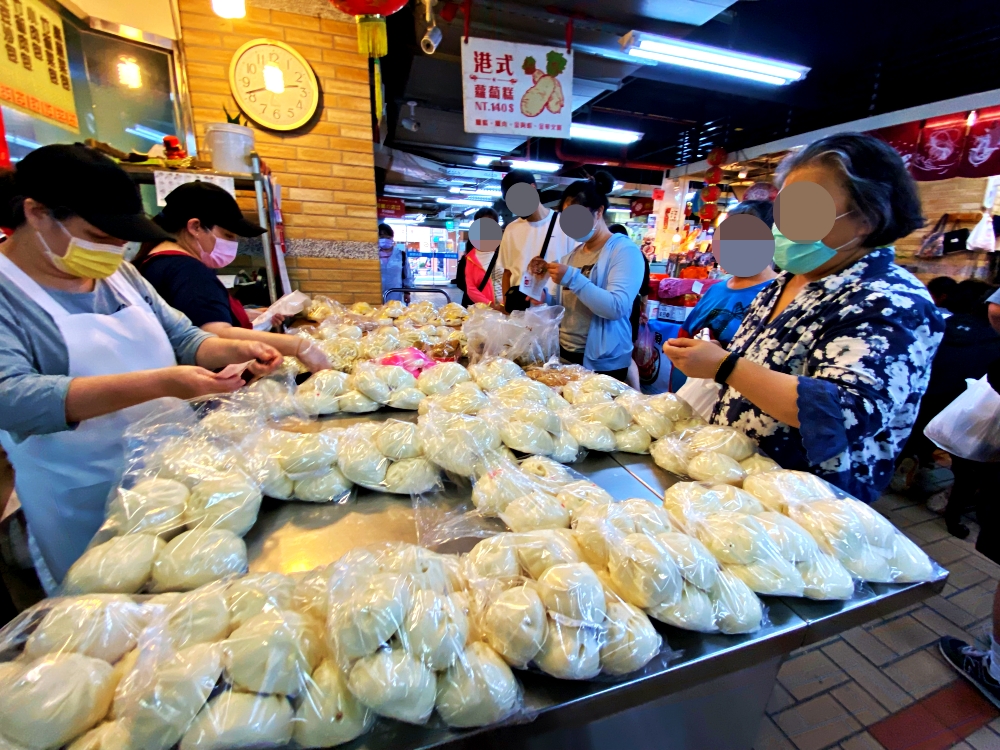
[337, 421, 441, 495]
[465, 531, 664, 680]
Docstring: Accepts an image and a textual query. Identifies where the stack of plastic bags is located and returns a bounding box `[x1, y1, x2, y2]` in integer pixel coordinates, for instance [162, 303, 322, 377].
[465, 530, 665, 679]
[337, 421, 441, 495]
[741, 471, 937, 584]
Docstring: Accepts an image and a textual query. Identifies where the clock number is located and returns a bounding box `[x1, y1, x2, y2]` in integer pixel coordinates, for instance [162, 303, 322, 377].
[248, 93, 257, 103]
[269, 51, 279, 62]
[260, 103, 267, 114]
[241, 76, 250, 87]
[256, 53, 264, 64]
[286, 108, 295, 118]
[246, 62, 256, 74]
[273, 108, 281, 119]
[296, 100, 303, 109]
[300, 88, 308, 98]
[295, 72, 303, 84]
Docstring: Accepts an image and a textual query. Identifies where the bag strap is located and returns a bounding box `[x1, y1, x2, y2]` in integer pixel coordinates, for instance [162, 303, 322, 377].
[934, 214, 949, 233]
[537, 210, 559, 261]
[477, 250, 499, 291]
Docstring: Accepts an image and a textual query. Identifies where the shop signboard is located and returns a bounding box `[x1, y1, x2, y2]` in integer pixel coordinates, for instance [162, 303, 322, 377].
[959, 106, 1000, 179]
[461, 36, 573, 137]
[630, 197, 654, 217]
[869, 121, 921, 168]
[153, 171, 236, 206]
[910, 114, 966, 181]
[0, 0, 78, 131]
[377, 196, 406, 219]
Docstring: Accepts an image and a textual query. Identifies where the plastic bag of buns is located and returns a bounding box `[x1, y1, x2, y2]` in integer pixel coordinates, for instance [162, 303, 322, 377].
[338, 421, 440, 495]
[468, 357, 524, 392]
[616, 391, 673, 439]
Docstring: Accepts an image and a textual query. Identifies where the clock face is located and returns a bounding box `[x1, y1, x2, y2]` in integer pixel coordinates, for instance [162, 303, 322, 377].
[229, 39, 319, 131]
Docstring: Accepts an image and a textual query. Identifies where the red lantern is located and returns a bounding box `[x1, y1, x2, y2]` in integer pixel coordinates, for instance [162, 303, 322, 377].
[704, 167, 723, 185]
[700, 203, 718, 222]
[707, 147, 728, 166]
[328, 0, 409, 57]
[700, 185, 720, 203]
[701, 219, 712, 230]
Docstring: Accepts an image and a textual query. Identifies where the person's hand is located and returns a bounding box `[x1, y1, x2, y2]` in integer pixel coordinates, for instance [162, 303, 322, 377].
[270, 313, 287, 329]
[163, 366, 244, 399]
[662, 338, 727, 378]
[230, 340, 283, 376]
[296, 339, 332, 372]
[490, 301, 507, 313]
[546, 262, 569, 284]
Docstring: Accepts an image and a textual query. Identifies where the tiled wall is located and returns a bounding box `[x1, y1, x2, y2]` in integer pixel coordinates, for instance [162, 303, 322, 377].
[178, 0, 382, 301]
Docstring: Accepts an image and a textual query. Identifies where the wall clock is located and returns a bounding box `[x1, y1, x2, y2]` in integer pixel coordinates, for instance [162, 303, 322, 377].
[229, 38, 320, 131]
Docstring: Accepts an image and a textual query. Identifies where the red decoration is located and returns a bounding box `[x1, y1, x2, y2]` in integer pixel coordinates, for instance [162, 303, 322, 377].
[700, 203, 718, 221]
[684, 204, 692, 217]
[701, 219, 712, 230]
[706, 147, 727, 166]
[960, 106, 1000, 178]
[700, 185, 720, 203]
[704, 167, 723, 185]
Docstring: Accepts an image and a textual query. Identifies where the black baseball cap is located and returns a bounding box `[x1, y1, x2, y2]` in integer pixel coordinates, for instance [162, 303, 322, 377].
[15, 143, 172, 242]
[500, 168, 536, 198]
[156, 182, 265, 237]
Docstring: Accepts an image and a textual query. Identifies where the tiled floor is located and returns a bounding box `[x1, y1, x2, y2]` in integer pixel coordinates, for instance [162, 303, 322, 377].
[754, 490, 1000, 750]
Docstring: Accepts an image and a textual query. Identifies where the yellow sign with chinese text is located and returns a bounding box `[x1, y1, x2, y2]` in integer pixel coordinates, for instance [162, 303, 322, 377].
[0, 0, 78, 131]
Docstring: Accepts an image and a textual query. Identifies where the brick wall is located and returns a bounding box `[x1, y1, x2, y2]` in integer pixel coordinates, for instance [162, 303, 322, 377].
[177, 0, 382, 302]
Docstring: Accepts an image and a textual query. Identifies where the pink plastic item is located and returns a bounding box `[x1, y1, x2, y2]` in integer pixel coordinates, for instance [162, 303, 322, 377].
[375, 347, 438, 377]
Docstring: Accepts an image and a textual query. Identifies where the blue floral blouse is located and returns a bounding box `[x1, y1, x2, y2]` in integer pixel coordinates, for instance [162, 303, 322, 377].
[712, 247, 945, 503]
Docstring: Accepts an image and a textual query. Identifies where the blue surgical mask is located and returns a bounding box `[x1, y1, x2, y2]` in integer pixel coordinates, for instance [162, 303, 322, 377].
[577, 226, 596, 244]
[378, 237, 394, 250]
[772, 212, 858, 274]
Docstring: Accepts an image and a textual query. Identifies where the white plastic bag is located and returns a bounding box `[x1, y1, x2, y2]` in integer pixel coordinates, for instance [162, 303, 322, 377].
[675, 378, 722, 421]
[251, 290, 310, 330]
[968, 213, 997, 253]
[925, 376, 1000, 461]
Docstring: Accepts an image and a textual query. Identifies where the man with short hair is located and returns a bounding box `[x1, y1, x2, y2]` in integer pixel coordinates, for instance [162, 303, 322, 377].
[498, 170, 576, 312]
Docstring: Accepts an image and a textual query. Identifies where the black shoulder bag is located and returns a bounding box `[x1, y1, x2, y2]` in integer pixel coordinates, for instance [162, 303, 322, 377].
[504, 212, 559, 313]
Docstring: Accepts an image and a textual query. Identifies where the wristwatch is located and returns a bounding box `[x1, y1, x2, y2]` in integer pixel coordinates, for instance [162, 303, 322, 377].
[714, 352, 740, 385]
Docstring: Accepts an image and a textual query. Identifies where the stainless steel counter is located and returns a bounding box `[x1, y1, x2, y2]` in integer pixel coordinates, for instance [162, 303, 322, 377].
[244, 444, 948, 750]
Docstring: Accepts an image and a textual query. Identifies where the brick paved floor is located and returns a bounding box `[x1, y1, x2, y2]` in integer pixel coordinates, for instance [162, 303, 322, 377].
[754, 490, 1000, 750]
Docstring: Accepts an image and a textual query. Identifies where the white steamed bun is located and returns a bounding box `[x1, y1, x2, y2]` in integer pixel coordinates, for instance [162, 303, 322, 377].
[608, 533, 682, 609]
[179, 691, 292, 750]
[63, 535, 164, 595]
[347, 648, 436, 724]
[294, 660, 373, 748]
[600, 601, 661, 675]
[435, 642, 519, 727]
[151, 528, 247, 592]
[482, 584, 547, 668]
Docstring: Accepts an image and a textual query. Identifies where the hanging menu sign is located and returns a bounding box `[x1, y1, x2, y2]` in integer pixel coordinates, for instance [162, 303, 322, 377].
[0, 0, 78, 131]
[461, 37, 573, 137]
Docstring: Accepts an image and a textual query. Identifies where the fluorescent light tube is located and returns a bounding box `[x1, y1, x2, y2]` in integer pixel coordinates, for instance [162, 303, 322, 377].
[570, 123, 642, 144]
[474, 156, 562, 173]
[436, 197, 494, 207]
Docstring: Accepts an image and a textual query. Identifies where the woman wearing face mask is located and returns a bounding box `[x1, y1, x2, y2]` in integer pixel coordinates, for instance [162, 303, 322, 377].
[663, 133, 945, 503]
[0, 144, 282, 589]
[541, 171, 644, 381]
[136, 182, 330, 372]
[378, 222, 413, 299]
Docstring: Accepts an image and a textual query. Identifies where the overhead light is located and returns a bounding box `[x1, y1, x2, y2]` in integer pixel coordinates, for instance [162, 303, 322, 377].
[738, 170, 748, 179]
[448, 186, 502, 197]
[263, 64, 285, 94]
[436, 197, 493, 207]
[613, 180, 626, 192]
[968, 110, 978, 128]
[117, 56, 142, 88]
[621, 31, 809, 86]
[118, 25, 142, 40]
[473, 156, 562, 173]
[570, 123, 642, 144]
[607, 207, 630, 215]
[459, 221, 473, 229]
[685, 191, 696, 201]
[211, 0, 245, 18]
[6, 134, 41, 149]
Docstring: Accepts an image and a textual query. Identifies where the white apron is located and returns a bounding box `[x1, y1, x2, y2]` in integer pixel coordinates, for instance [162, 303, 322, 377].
[0, 255, 178, 586]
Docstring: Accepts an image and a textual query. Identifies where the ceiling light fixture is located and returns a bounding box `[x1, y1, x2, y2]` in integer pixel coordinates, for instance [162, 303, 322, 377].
[436, 197, 494, 207]
[621, 32, 809, 86]
[738, 170, 748, 179]
[448, 186, 502, 197]
[117, 56, 142, 88]
[570, 123, 642, 144]
[211, 0, 245, 18]
[473, 156, 562, 173]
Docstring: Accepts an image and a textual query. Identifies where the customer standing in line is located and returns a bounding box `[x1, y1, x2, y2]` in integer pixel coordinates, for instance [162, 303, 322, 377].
[454, 207, 504, 308]
[542, 172, 644, 381]
[378, 222, 413, 299]
[663, 133, 944, 503]
[0, 144, 281, 589]
[498, 169, 576, 312]
[135, 182, 330, 372]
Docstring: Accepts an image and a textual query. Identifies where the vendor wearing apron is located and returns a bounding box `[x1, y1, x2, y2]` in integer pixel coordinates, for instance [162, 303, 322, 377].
[0, 144, 283, 590]
[134, 182, 330, 372]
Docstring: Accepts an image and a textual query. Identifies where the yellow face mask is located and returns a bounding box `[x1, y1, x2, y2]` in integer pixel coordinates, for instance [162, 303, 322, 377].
[37, 222, 126, 279]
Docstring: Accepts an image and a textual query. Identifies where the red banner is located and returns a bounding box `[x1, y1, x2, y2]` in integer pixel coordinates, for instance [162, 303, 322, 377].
[959, 106, 1000, 179]
[377, 196, 406, 219]
[869, 121, 921, 170]
[910, 114, 967, 181]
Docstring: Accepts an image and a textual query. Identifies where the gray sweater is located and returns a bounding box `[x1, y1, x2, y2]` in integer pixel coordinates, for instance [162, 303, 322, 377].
[0, 259, 213, 442]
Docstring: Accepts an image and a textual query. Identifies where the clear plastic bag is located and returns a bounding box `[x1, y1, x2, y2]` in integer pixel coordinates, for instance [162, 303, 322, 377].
[417, 381, 489, 415]
[480, 403, 564, 458]
[337, 422, 441, 495]
[465, 306, 564, 367]
[251, 289, 311, 330]
[418, 409, 504, 479]
[348, 362, 419, 406]
[468, 358, 524, 392]
[416, 361, 471, 396]
[925, 376, 1000, 461]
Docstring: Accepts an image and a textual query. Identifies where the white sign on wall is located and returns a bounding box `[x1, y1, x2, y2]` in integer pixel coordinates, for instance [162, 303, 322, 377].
[461, 37, 573, 137]
[153, 171, 237, 206]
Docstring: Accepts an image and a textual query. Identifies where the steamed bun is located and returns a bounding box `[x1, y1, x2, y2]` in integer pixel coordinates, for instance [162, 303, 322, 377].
[615, 424, 652, 453]
[647, 583, 717, 633]
[565, 418, 616, 452]
[106, 478, 187, 537]
[63, 535, 164, 595]
[689, 426, 756, 461]
[402, 590, 469, 670]
[294, 660, 373, 748]
[151, 529, 247, 592]
[708, 485, 764, 515]
[374, 421, 422, 460]
[520, 456, 575, 485]
[186, 473, 262, 537]
[329, 574, 410, 661]
[293, 467, 352, 502]
[754, 512, 820, 563]
[435, 642, 519, 727]
[656, 532, 718, 591]
[740, 454, 780, 476]
[538, 563, 606, 623]
[743, 470, 837, 512]
[890, 533, 935, 583]
[608, 533, 682, 609]
[600, 602, 661, 675]
[534, 618, 601, 680]
[338, 438, 388, 488]
[383, 458, 440, 495]
[389, 387, 426, 410]
[0, 654, 114, 749]
[466, 535, 521, 579]
[649, 437, 691, 476]
[694, 513, 770, 565]
[66, 721, 130, 750]
[727, 557, 805, 597]
[709, 570, 763, 635]
[161, 587, 231, 649]
[576, 402, 631, 431]
[25, 595, 144, 663]
[417, 362, 471, 395]
[226, 573, 295, 629]
[797, 553, 855, 600]
[515, 529, 582, 579]
[498, 421, 555, 455]
[179, 691, 292, 750]
[348, 648, 436, 724]
[687, 452, 746, 486]
[556, 481, 613, 521]
[224, 610, 322, 696]
[662, 482, 724, 528]
[500, 491, 569, 532]
[482, 584, 547, 668]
